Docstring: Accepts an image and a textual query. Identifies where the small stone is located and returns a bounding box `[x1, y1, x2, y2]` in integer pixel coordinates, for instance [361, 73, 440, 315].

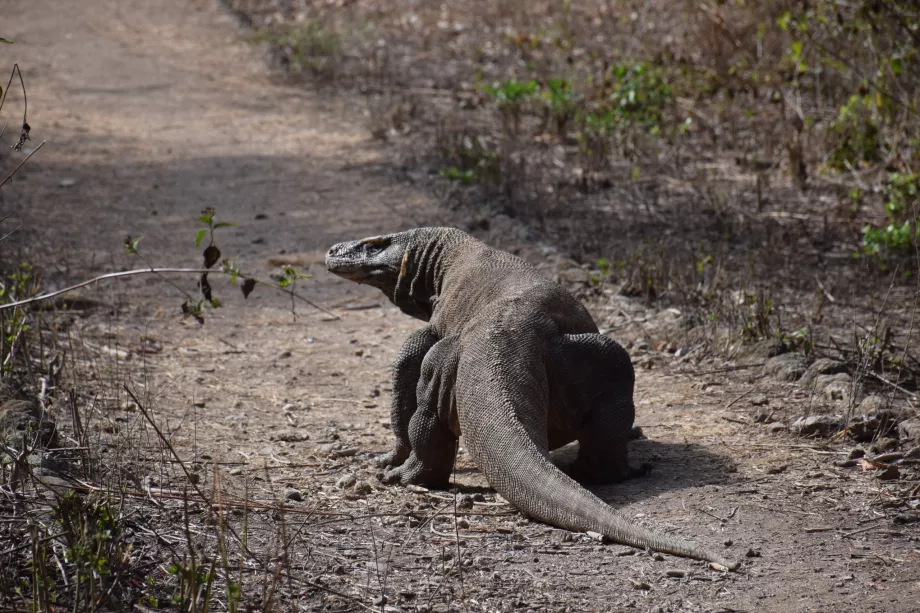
[585, 530, 608, 543]
[457, 494, 474, 510]
[815, 373, 852, 403]
[724, 540, 733, 547]
[665, 569, 686, 578]
[767, 421, 788, 434]
[799, 358, 847, 386]
[750, 394, 770, 407]
[352, 480, 373, 496]
[904, 446, 920, 459]
[277, 350, 292, 359]
[284, 486, 304, 502]
[791, 414, 844, 437]
[857, 395, 888, 414]
[766, 463, 788, 474]
[336, 473, 357, 490]
[229, 467, 243, 476]
[457, 518, 470, 529]
[630, 579, 651, 590]
[899, 419, 920, 445]
[872, 451, 904, 463]
[869, 437, 899, 454]
[753, 409, 772, 423]
[745, 548, 762, 558]
[847, 448, 865, 460]
[878, 465, 900, 480]
[372, 595, 387, 606]
[763, 353, 807, 382]
[652, 553, 665, 562]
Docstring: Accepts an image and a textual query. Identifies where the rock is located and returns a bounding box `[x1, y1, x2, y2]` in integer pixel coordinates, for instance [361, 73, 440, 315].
[352, 480, 373, 496]
[878, 465, 900, 480]
[799, 358, 848, 386]
[457, 494, 474, 510]
[857, 395, 888, 414]
[848, 448, 865, 460]
[763, 353, 807, 382]
[848, 409, 901, 443]
[336, 473, 357, 490]
[767, 422, 788, 434]
[791, 414, 844, 437]
[905, 446, 920, 459]
[0, 399, 58, 450]
[899, 418, 920, 445]
[284, 486, 304, 502]
[753, 409, 773, 423]
[665, 569, 687, 578]
[750, 394, 770, 407]
[870, 437, 899, 454]
[740, 338, 787, 360]
[814, 373, 852, 403]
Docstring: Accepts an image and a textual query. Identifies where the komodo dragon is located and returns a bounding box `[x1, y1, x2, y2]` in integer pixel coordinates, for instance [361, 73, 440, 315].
[325, 227, 738, 569]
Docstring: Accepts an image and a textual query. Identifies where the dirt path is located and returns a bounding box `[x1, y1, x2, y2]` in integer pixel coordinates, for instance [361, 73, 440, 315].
[4, 1, 918, 611]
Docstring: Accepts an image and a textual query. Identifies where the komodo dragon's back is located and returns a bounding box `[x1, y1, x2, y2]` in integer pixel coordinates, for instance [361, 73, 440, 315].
[326, 227, 739, 570]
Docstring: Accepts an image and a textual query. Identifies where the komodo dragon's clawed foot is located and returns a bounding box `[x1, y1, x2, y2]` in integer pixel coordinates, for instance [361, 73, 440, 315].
[375, 448, 410, 469]
[379, 457, 451, 490]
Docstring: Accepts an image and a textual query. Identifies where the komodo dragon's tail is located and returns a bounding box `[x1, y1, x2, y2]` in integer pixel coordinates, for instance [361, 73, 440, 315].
[472, 420, 740, 570]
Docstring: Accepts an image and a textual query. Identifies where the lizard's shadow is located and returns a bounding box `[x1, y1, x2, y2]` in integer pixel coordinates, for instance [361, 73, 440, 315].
[449, 437, 737, 503]
[548, 438, 738, 503]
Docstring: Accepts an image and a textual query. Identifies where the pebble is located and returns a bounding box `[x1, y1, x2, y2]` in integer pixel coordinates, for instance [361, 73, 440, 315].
[791, 414, 844, 437]
[457, 494, 474, 510]
[352, 480, 373, 496]
[878, 465, 900, 480]
[283, 486, 303, 502]
[767, 421, 788, 434]
[336, 473, 357, 490]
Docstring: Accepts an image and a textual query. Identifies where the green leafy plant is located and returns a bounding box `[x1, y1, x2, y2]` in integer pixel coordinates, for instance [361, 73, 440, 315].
[252, 20, 341, 76]
[543, 77, 579, 136]
[860, 172, 919, 258]
[481, 78, 539, 137]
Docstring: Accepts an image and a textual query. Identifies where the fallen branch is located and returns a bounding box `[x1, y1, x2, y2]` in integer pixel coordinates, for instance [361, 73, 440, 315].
[0, 265, 339, 319]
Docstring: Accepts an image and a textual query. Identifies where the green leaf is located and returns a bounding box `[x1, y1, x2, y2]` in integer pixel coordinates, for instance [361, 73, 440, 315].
[0, 38, 12, 44]
[212, 222, 235, 229]
[195, 229, 207, 248]
[890, 56, 902, 76]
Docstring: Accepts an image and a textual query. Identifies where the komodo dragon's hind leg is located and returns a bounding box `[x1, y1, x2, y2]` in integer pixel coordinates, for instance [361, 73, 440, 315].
[547, 333, 649, 484]
[379, 326, 440, 469]
[381, 336, 460, 489]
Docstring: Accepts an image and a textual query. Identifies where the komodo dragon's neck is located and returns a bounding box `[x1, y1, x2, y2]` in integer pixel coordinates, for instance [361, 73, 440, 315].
[325, 227, 475, 321]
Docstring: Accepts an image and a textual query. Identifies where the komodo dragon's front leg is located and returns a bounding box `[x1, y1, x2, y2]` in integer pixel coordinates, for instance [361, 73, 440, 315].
[381, 336, 461, 488]
[378, 326, 440, 469]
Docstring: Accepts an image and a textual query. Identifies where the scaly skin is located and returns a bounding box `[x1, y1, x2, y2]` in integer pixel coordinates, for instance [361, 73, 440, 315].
[326, 227, 739, 570]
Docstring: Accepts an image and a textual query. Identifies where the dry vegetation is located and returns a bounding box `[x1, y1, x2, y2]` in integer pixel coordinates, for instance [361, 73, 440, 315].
[234, 0, 920, 363]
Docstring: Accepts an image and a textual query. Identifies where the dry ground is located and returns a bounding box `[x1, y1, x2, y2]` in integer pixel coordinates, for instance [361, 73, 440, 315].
[2, 0, 918, 611]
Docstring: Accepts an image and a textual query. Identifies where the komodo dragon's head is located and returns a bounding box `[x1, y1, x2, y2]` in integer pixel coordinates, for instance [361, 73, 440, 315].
[325, 227, 468, 321]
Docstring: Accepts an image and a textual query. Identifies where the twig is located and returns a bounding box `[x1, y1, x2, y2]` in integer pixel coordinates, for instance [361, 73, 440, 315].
[0, 265, 338, 318]
[724, 388, 754, 409]
[0, 140, 45, 188]
[866, 371, 919, 400]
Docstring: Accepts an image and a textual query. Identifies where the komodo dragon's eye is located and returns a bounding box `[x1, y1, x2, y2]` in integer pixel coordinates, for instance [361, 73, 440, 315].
[361, 238, 390, 257]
